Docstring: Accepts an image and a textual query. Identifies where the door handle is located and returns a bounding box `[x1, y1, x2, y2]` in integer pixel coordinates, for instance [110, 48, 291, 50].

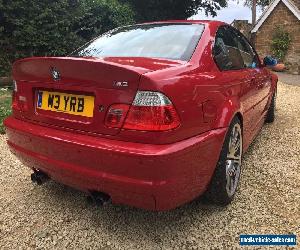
[250, 77, 256, 84]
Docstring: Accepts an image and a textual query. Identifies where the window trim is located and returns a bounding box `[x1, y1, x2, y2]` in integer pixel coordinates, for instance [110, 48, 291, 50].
[70, 23, 205, 62]
[213, 25, 262, 72]
[212, 25, 243, 72]
[229, 26, 262, 69]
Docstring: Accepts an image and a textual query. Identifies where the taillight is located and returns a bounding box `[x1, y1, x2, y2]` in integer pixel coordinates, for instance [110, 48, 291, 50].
[11, 80, 28, 111]
[105, 104, 130, 128]
[124, 91, 180, 131]
[105, 91, 180, 131]
[12, 80, 19, 110]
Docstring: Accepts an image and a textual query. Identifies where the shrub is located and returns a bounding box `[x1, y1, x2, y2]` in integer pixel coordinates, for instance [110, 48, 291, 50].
[0, 0, 134, 76]
[271, 26, 292, 62]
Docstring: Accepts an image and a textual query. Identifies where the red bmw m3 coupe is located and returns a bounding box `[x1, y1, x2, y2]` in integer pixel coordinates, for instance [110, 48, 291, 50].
[4, 21, 277, 211]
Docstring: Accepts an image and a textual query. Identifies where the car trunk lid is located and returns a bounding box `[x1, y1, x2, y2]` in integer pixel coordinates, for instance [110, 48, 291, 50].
[12, 57, 182, 136]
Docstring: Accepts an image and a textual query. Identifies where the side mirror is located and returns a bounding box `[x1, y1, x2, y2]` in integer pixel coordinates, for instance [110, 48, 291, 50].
[263, 56, 278, 67]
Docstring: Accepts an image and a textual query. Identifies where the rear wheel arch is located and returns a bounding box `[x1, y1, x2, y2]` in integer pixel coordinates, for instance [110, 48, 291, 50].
[270, 72, 278, 90]
[204, 115, 243, 205]
[214, 97, 243, 129]
[219, 112, 243, 155]
[235, 112, 243, 130]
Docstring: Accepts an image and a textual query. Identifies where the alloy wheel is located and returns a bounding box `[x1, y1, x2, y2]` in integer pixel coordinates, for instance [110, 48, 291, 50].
[225, 123, 242, 197]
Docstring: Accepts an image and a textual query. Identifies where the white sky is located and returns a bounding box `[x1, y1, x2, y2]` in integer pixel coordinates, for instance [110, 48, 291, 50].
[191, 0, 264, 24]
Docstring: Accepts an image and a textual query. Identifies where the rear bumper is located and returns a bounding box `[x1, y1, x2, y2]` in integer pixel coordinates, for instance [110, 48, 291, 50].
[4, 116, 226, 211]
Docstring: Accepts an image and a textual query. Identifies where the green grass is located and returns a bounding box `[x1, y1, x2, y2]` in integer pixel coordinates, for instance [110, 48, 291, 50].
[0, 88, 12, 134]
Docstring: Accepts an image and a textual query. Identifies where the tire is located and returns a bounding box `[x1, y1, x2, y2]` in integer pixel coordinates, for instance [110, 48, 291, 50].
[204, 117, 243, 205]
[265, 92, 276, 123]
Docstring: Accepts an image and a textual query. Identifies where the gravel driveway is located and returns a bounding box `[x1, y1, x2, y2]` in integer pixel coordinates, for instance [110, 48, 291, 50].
[0, 82, 299, 249]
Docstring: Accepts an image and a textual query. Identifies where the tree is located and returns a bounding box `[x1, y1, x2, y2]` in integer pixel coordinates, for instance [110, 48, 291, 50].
[0, 0, 230, 76]
[244, 0, 270, 8]
[0, 0, 134, 76]
[243, 0, 270, 24]
[252, 0, 257, 26]
[120, 0, 228, 22]
[74, 0, 134, 42]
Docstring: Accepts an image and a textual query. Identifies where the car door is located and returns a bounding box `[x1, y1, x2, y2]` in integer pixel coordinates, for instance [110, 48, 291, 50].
[213, 26, 260, 140]
[231, 28, 272, 129]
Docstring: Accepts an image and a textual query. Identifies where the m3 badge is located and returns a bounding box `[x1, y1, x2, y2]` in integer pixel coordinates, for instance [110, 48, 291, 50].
[113, 81, 129, 87]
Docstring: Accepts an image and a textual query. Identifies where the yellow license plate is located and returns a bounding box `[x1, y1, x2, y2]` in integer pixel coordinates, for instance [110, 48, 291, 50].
[37, 91, 94, 117]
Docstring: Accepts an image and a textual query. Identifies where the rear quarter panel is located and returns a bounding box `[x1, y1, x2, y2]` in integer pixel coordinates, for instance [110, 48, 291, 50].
[118, 22, 244, 145]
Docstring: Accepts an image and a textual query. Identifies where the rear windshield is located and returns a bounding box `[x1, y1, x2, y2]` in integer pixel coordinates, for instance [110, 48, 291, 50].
[71, 23, 204, 61]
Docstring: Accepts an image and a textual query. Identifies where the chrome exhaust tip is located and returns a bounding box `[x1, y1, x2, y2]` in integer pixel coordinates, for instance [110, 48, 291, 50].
[31, 171, 49, 185]
[88, 191, 111, 206]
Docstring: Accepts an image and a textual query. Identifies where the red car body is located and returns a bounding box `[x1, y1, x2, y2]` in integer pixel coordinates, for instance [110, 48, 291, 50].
[4, 20, 277, 211]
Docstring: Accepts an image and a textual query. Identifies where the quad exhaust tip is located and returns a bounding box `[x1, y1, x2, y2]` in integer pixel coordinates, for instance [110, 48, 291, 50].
[30, 171, 111, 206]
[88, 191, 111, 206]
[31, 170, 49, 185]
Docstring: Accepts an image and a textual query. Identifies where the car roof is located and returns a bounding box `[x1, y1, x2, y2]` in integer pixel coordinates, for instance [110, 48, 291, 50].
[139, 20, 227, 27]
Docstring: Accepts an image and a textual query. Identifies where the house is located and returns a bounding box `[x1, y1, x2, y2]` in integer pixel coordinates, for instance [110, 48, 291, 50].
[251, 0, 300, 74]
[231, 20, 252, 40]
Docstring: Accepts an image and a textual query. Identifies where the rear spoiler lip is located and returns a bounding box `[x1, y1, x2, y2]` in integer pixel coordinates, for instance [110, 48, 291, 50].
[12, 57, 150, 83]
[12, 56, 186, 82]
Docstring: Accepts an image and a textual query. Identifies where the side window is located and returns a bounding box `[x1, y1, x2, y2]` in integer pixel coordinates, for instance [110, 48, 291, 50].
[213, 27, 244, 71]
[232, 29, 260, 68]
